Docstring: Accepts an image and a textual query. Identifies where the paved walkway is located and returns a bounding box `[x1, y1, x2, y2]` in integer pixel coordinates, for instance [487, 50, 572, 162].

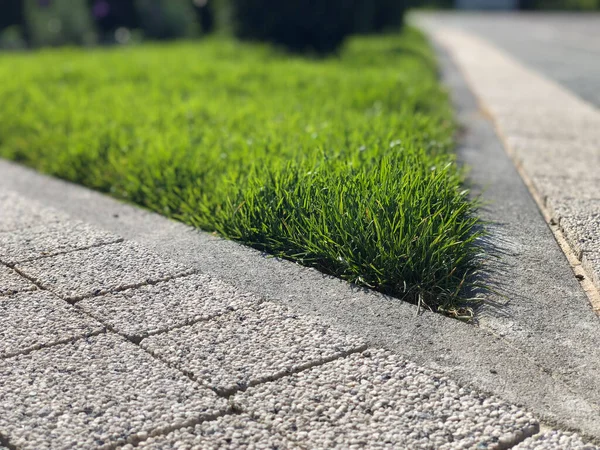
[0, 189, 595, 449]
[416, 13, 600, 311]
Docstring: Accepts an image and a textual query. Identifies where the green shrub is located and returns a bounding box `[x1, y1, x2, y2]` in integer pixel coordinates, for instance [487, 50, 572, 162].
[227, 0, 406, 53]
[134, 0, 199, 40]
[352, 0, 407, 34]
[24, 0, 96, 47]
[229, 0, 352, 53]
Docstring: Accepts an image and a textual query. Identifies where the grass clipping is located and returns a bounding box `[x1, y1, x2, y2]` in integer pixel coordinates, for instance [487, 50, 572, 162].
[0, 27, 484, 315]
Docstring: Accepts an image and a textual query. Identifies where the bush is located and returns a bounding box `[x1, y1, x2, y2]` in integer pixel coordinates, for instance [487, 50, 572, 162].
[134, 0, 199, 40]
[352, 0, 407, 34]
[229, 0, 352, 53]
[227, 0, 406, 53]
[89, 0, 139, 43]
[24, 0, 96, 47]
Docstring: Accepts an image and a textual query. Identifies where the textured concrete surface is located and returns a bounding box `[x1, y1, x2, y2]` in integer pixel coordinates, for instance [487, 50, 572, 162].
[0, 264, 36, 296]
[232, 350, 538, 449]
[124, 414, 285, 450]
[141, 301, 368, 393]
[0, 220, 122, 265]
[0, 333, 227, 450]
[0, 290, 102, 358]
[0, 191, 67, 232]
[532, 176, 600, 205]
[15, 241, 194, 302]
[78, 273, 257, 340]
[514, 431, 599, 450]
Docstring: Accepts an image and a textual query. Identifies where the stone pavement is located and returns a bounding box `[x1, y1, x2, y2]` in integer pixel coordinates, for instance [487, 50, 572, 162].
[1, 189, 596, 449]
[416, 13, 600, 311]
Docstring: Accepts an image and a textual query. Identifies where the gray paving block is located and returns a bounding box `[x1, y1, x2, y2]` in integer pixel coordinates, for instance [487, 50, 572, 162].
[0, 220, 122, 265]
[141, 302, 367, 394]
[77, 273, 258, 340]
[513, 430, 598, 449]
[0, 264, 36, 296]
[15, 242, 194, 302]
[233, 349, 539, 450]
[513, 145, 600, 180]
[0, 333, 228, 450]
[127, 413, 286, 450]
[547, 199, 600, 257]
[0, 290, 103, 358]
[532, 177, 600, 206]
[0, 191, 67, 232]
[560, 215, 600, 257]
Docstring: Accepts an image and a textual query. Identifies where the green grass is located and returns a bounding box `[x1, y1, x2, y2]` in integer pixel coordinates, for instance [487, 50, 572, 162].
[0, 27, 483, 314]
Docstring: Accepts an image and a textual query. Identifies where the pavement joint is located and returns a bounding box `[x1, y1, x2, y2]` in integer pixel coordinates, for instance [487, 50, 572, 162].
[12, 241, 198, 304]
[0, 221, 124, 266]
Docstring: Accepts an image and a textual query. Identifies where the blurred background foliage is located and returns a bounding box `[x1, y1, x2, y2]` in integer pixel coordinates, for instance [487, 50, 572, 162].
[0, 0, 598, 52]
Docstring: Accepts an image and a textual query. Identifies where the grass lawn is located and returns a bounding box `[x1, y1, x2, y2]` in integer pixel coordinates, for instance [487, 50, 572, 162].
[0, 27, 483, 315]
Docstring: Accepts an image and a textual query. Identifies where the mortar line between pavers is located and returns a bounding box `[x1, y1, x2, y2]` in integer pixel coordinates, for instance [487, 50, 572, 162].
[99, 408, 238, 450]
[1, 237, 125, 268]
[108, 346, 376, 449]
[431, 29, 600, 315]
[77, 292, 268, 345]
[0, 328, 107, 360]
[12, 265, 197, 304]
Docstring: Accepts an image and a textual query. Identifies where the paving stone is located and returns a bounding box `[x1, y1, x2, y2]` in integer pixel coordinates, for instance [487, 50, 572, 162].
[78, 273, 258, 340]
[125, 413, 286, 450]
[141, 302, 367, 394]
[509, 142, 600, 180]
[0, 264, 36, 296]
[15, 242, 194, 302]
[0, 333, 228, 450]
[0, 290, 102, 358]
[228, 349, 538, 450]
[545, 199, 600, 257]
[513, 430, 598, 450]
[532, 177, 600, 206]
[0, 220, 122, 265]
[0, 191, 67, 232]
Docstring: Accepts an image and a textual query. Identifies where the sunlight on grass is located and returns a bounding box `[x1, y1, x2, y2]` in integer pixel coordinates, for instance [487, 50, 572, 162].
[0, 27, 484, 313]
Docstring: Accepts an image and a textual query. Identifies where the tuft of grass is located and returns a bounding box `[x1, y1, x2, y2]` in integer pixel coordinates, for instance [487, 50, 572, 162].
[0, 27, 484, 313]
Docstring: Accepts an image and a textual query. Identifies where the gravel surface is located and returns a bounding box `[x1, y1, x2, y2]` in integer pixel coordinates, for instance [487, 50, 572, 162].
[0, 220, 122, 265]
[15, 241, 194, 302]
[0, 191, 67, 232]
[532, 177, 600, 204]
[0, 290, 103, 358]
[77, 273, 258, 340]
[230, 349, 539, 450]
[514, 430, 598, 449]
[0, 333, 228, 450]
[141, 301, 368, 393]
[121, 414, 285, 450]
[0, 264, 36, 296]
